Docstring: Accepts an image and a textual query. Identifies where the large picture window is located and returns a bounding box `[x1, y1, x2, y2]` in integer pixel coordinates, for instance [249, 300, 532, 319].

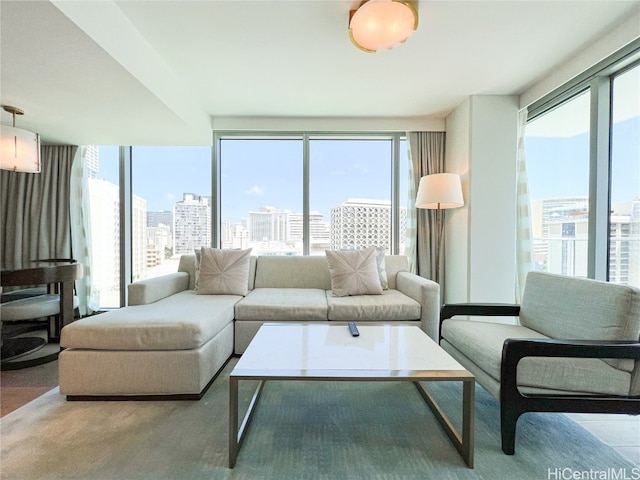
[525, 50, 640, 287]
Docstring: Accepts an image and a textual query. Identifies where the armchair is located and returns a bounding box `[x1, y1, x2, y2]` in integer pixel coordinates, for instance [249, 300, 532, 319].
[439, 272, 640, 455]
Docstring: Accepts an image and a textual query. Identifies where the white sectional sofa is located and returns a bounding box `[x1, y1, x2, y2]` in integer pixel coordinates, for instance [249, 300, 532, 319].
[59, 253, 439, 399]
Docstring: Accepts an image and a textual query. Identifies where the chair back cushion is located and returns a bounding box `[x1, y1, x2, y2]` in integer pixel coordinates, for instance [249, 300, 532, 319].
[520, 271, 640, 371]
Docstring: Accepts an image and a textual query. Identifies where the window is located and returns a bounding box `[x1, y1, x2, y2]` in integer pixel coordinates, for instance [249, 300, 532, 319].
[525, 44, 640, 286]
[525, 91, 591, 276]
[309, 138, 394, 254]
[87, 146, 121, 309]
[610, 65, 640, 287]
[132, 146, 212, 280]
[217, 134, 407, 256]
[219, 138, 303, 255]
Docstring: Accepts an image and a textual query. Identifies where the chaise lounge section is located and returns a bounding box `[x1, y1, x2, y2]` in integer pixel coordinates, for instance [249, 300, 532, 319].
[59, 252, 439, 399]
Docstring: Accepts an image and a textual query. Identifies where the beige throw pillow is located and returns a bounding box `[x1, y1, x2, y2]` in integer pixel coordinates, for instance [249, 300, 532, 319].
[326, 247, 384, 297]
[196, 248, 252, 296]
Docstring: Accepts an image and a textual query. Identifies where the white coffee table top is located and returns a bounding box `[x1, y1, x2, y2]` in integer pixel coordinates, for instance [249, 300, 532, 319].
[232, 324, 472, 380]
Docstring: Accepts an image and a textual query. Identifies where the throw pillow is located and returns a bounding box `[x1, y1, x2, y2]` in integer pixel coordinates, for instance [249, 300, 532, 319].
[340, 247, 388, 290]
[325, 246, 384, 297]
[196, 248, 252, 296]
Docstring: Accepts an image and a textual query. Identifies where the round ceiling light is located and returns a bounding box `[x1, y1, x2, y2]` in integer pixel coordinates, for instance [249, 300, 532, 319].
[349, 0, 418, 53]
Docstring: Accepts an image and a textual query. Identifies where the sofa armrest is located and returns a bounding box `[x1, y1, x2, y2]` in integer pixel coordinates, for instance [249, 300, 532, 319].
[127, 272, 190, 306]
[396, 271, 440, 341]
[439, 303, 521, 341]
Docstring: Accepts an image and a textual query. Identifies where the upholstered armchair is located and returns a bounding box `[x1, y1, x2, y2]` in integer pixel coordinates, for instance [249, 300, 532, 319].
[439, 271, 640, 455]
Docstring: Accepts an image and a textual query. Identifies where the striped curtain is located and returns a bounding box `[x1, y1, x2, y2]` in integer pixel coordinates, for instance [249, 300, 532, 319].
[515, 109, 534, 302]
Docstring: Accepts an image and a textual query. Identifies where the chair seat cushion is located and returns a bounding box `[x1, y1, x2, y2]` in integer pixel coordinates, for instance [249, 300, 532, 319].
[61, 290, 238, 351]
[326, 289, 421, 321]
[1, 294, 63, 321]
[234, 288, 328, 321]
[442, 319, 632, 396]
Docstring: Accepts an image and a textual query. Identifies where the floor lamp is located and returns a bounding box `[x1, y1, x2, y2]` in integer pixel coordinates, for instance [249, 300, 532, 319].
[415, 173, 464, 284]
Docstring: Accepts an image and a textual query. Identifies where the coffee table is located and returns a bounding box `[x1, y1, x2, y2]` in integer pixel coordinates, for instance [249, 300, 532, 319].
[229, 323, 475, 468]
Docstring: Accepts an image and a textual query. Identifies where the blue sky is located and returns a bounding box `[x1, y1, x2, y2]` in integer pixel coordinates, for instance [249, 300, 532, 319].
[97, 116, 638, 220]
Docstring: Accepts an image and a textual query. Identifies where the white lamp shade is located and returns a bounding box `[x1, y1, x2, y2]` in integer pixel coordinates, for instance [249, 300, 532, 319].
[349, 0, 418, 52]
[416, 173, 464, 209]
[0, 125, 41, 173]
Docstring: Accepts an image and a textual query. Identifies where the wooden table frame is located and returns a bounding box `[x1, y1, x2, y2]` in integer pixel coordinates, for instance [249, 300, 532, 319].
[1, 261, 83, 331]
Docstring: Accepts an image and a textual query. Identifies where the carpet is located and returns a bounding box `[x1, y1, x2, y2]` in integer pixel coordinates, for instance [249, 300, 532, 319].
[1, 358, 636, 480]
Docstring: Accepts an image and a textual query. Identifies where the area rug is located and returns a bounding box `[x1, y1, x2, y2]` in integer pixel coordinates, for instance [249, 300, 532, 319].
[1, 359, 636, 480]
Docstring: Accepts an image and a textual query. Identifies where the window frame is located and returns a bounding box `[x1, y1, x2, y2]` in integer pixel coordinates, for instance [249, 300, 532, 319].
[526, 40, 640, 281]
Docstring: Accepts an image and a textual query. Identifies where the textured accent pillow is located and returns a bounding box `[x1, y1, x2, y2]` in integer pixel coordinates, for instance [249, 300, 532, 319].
[196, 248, 252, 296]
[340, 247, 388, 290]
[194, 248, 202, 290]
[326, 247, 384, 297]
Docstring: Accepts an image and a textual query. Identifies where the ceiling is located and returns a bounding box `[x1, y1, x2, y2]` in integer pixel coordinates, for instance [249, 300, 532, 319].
[1, 0, 639, 146]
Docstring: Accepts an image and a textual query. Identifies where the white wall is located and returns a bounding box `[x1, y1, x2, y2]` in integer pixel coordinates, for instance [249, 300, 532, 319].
[445, 95, 518, 304]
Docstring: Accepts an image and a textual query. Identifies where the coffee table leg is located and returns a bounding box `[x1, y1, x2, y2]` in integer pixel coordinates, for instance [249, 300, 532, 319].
[229, 376, 239, 468]
[414, 380, 475, 468]
[229, 378, 266, 468]
[462, 378, 475, 468]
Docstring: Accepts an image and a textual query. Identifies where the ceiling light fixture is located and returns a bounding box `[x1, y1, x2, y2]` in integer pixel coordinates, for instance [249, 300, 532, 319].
[1, 105, 41, 173]
[349, 0, 418, 53]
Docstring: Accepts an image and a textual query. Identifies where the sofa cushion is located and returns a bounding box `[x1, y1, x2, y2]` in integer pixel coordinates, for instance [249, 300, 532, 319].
[520, 271, 640, 372]
[234, 288, 328, 321]
[196, 248, 252, 296]
[254, 256, 331, 289]
[61, 290, 239, 351]
[326, 289, 421, 321]
[442, 319, 632, 396]
[326, 247, 383, 297]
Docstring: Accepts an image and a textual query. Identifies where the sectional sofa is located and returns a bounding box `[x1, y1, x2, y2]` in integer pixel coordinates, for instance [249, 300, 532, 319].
[59, 251, 440, 399]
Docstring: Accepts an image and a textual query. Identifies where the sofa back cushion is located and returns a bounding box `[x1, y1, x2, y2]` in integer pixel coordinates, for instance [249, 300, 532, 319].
[520, 271, 640, 371]
[255, 256, 331, 289]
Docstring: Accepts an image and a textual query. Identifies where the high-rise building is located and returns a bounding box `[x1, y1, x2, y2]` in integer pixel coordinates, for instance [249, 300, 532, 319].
[88, 178, 146, 306]
[84, 145, 99, 179]
[173, 193, 211, 255]
[248, 206, 290, 243]
[147, 210, 173, 230]
[330, 198, 406, 252]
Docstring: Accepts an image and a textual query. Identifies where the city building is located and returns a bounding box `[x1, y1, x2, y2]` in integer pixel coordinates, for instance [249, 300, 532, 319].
[173, 193, 212, 255]
[330, 198, 406, 252]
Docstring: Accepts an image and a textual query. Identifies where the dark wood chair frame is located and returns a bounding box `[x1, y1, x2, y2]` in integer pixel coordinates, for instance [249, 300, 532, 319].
[440, 303, 640, 455]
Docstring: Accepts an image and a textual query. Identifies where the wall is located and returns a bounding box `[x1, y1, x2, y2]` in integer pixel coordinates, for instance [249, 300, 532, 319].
[445, 95, 518, 304]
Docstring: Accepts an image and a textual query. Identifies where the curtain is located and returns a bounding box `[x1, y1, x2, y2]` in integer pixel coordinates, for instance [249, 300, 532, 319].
[1, 145, 77, 269]
[407, 132, 446, 282]
[70, 147, 95, 315]
[515, 109, 534, 302]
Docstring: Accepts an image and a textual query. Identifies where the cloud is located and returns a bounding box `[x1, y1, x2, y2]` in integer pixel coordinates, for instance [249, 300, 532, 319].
[245, 185, 264, 196]
[167, 193, 176, 201]
[329, 170, 345, 176]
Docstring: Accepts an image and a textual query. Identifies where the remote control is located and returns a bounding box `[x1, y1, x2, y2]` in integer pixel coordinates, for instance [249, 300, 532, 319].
[348, 322, 359, 337]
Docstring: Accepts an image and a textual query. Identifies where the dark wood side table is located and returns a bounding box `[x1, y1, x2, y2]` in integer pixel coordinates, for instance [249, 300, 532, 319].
[1, 261, 83, 331]
[1, 261, 83, 369]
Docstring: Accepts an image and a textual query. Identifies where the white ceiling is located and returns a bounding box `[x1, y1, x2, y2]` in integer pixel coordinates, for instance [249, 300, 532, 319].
[1, 0, 639, 146]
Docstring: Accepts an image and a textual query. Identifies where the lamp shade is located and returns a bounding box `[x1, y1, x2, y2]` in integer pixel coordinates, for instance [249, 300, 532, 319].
[349, 0, 418, 53]
[0, 125, 41, 173]
[416, 173, 464, 209]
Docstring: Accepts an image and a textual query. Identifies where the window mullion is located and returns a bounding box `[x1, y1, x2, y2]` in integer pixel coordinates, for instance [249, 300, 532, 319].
[588, 76, 612, 281]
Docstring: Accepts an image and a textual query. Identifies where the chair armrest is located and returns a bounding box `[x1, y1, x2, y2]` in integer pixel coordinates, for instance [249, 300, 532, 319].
[127, 272, 190, 306]
[439, 303, 521, 342]
[501, 338, 640, 399]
